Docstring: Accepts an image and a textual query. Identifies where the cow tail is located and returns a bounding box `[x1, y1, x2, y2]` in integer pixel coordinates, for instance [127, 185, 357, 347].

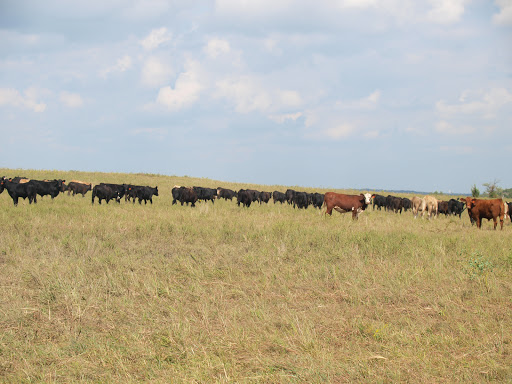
[91, 187, 96, 204]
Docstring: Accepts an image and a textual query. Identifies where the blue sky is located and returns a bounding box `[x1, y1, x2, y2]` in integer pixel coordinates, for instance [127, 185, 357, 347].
[1, 0, 511, 193]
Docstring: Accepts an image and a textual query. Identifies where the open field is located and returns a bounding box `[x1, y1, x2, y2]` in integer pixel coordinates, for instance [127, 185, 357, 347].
[1, 168, 511, 383]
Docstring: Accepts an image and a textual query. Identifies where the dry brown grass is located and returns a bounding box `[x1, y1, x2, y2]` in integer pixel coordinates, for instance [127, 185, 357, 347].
[0, 168, 511, 383]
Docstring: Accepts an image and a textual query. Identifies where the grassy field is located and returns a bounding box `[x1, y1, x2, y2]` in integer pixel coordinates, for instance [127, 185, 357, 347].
[1, 168, 511, 383]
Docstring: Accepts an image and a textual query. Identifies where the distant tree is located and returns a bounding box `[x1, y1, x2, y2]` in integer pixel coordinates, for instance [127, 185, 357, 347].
[482, 179, 502, 198]
[471, 184, 480, 198]
[502, 188, 512, 198]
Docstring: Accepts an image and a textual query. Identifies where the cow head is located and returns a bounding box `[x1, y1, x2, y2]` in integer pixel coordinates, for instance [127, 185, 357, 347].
[361, 193, 373, 204]
[154, 186, 159, 196]
[460, 197, 474, 209]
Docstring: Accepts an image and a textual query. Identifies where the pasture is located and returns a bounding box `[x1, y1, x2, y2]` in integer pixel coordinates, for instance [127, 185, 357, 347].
[0, 169, 511, 383]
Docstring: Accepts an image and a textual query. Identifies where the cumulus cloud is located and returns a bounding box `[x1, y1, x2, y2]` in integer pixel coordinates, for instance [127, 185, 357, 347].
[436, 88, 512, 118]
[156, 61, 203, 110]
[427, 0, 466, 24]
[100, 55, 132, 78]
[141, 56, 173, 87]
[204, 38, 231, 58]
[140, 27, 172, 51]
[215, 75, 303, 115]
[60, 91, 83, 108]
[493, 0, 512, 25]
[268, 112, 303, 123]
[0, 87, 47, 112]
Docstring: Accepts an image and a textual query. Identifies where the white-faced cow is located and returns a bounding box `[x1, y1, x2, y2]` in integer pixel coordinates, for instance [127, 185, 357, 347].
[324, 192, 374, 220]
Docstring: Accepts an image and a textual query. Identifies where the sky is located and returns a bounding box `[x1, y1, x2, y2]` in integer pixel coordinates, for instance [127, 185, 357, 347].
[0, 0, 511, 193]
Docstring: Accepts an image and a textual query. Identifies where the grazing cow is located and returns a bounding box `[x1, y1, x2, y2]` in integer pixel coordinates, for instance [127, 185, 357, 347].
[67, 181, 92, 197]
[401, 198, 412, 212]
[292, 192, 309, 209]
[310, 192, 325, 209]
[411, 196, 426, 218]
[437, 200, 450, 216]
[172, 186, 198, 207]
[27, 179, 66, 199]
[193, 187, 217, 204]
[259, 191, 272, 204]
[324, 192, 374, 220]
[135, 186, 158, 204]
[273, 191, 286, 204]
[91, 185, 120, 205]
[372, 194, 387, 210]
[1, 178, 38, 206]
[285, 189, 296, 204]
[460, 197, 505, 230]
[217, 188, 237, 201]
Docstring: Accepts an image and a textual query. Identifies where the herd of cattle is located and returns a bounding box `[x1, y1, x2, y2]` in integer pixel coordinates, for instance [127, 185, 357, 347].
[1, 176, 510, 230]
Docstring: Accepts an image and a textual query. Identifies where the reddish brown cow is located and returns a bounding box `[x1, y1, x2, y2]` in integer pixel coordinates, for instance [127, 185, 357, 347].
[324, 192, 374, 220]
[459, 197, 505, 230]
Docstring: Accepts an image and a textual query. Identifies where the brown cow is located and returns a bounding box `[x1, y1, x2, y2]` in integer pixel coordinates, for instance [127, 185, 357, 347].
[324, 192, 374, 220]
[459, 197, 505, 230]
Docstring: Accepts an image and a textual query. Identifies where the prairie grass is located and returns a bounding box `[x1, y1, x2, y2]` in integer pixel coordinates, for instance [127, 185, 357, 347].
[0, 168, 511, 383]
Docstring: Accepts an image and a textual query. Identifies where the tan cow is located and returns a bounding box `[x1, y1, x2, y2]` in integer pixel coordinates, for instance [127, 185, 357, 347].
[423, 195, 438, 219]
[411, 196, 426, 218]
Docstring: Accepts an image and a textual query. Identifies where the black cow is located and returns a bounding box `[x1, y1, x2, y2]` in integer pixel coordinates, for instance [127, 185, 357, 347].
[193, 187, 217, 204]
[448, 199, 466, 218]
[273, 191, 286, 204]
[285, 189, 296, 205]
[136, 186, 158, 204]
[401, 198, 412, 212]
[508, 202, 512, 222]
[11, 176, 29, 183]
[310, 192, 325, 209]
[237, 189, 259, 207]
[437, 201, 450, 216]
[373, 194, 387, 210]
[99, 183, 126, 202]
[388, 196, 403, 214]
[27, 179, 65, 199]
[67, 181, 92, 197]
[217, 187, 237, 201]
[293, 192, 309, 209]
[1, 178, 37, 206]
[259, 191, 272, 204]
[92, 185, 120, 205]
[172, 186, 198, 207]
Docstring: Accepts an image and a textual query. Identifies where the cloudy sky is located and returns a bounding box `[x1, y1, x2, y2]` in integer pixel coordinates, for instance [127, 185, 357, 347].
[1, 0, 511, 193]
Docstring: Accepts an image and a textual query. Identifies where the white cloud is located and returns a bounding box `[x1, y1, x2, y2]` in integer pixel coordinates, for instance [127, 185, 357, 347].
[215, 75, 303, 115]
[436, 88, 512, 118]
[324, 124, 355, 139]
[435, 120, 475, 134]
[141, 56, 173, 87]
[100, 55, 132, 78]
[268, 112, 303, 123]
[140, 27, 172, 51]
[204, 38, 231, 58]
[60, 91, 83, 108]
[493, 0, 512, 25]
[156, 61, 203, 110]
[427, 0, 466, 24]
[0, 87, 47, 112]
[216, 76, 271, 114]
[336, 90, 381, 110]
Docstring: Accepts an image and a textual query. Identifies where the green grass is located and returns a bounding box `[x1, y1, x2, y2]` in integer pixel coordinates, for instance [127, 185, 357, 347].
[0, 168, 511, 383]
